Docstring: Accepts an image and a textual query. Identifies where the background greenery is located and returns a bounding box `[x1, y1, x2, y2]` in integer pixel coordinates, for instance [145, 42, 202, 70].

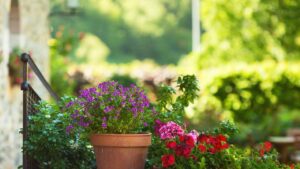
[48, 0, 300, 145]
[50, 0, 191, 64]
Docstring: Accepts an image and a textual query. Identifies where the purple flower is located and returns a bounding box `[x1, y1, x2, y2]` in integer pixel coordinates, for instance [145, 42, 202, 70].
[102, 117, 107, 128]
[104, 106, 114, 113]
[77, 116, 90, 127]
[89, 87, 97, 94]
[71, 111, 79, 119]
[66, 125, 74, 134]
[66, 101, 74, 108]
[131, 107, 138, 117]
[66, 81, 151, 133]
[143, 122, 148, 127]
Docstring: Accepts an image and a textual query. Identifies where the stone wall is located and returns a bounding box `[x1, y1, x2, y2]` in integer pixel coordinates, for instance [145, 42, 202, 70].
[0, 1, 13, 168]
[0, 0, 49, 168]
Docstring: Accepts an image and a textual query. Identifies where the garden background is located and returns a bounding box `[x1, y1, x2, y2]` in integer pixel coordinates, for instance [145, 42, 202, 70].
[0, 0, 300, 168]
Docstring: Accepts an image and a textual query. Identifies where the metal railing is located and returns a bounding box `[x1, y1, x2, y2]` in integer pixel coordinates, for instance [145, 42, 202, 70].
[20, 53, 59, 169]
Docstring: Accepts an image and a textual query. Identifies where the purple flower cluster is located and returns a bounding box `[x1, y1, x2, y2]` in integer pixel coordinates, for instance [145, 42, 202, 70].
[158, 121, 184, 140]
[65, 81, 151, 134]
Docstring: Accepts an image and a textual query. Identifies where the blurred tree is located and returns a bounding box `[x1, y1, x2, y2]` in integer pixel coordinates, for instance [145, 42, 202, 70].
[189, 61, 300, 144]
[183, 0, 300, 68]
[50, 0, 192, 64]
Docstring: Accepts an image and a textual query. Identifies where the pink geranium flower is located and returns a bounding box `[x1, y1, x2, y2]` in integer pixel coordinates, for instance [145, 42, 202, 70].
[158, 121, 184, 140]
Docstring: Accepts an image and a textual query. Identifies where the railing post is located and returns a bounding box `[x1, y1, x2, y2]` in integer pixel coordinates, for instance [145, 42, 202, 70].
[21, 53, 30, 169]
[20, 52, 60, 169]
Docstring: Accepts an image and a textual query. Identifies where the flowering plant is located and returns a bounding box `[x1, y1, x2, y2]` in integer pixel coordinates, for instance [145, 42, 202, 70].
[144, 75, 300, 169]
[153, 121, 231, 168]
[149, 120, 299, 169]
[65, 81, 152, 134]
[8, 48, 33, 85]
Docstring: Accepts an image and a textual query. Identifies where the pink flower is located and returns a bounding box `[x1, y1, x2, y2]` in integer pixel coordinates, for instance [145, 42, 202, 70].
[187, 130, 199, 143]
[158, 121, 184, 140]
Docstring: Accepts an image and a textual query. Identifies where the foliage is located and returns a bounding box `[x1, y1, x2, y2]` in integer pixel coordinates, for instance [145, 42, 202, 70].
[65, 81, 152, 134]
[146, 75, 200, 167]
[149, 120, 298, 169]
[145, 74, 298, 169]
[155, 75, 200, 125]
[22, 74, 300, 169]
[23, 98, 95, 169]
[50, 0, 191, 64]
[8, 48, 31, 85]
[49, 28, 88, 96]
[109, 74, 137, 87]
[190, 61, 300, 143]
[183, 0, 300, 69]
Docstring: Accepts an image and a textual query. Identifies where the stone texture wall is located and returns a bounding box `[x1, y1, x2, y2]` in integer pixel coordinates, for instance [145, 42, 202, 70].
[0, 1, 13, 168]
[0, 0, 49, 168]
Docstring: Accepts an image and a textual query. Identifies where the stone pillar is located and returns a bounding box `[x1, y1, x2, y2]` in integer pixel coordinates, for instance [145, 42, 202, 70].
[0, 0, 15, 168]
[0, 0, 50, 168]
[20, 0, 50, 98]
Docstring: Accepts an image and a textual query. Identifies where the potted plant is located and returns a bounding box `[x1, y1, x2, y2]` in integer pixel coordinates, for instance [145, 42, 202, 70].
[65, 81, 152, 169]
[8, 48, 33, 86]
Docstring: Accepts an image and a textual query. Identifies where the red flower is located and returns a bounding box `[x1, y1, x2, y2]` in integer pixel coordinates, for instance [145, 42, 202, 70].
[198, 134, 208, 143]
[184, 135, 195, 147]
[179, 135, 185, 142]
[179, 135, 195, 147]
[197, 134, 229, 154]
[182, 147, 192, 157]
[166, 141, 177, 149]
[217, 134, 227, 142]
[259, 141, 272, 157]
[290, 164, 295, 169]
[198, 144, 206, 153]
[161, 154, 175, 168]
[190, 154, 197, 161]
[175, 145, 192, 158]
[221, 143, 229, 149]
[259, 148, 265, 157]
[208, 147, 217, 154]
[264, 141, 272, 152]
[207, 135, 215, 144]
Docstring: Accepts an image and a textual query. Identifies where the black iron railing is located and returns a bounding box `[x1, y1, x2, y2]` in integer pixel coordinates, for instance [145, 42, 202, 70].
[20, 53, 59, 169]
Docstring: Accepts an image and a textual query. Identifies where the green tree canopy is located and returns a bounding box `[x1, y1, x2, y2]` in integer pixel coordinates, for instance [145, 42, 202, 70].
[50, 0, 192, 64]
[186, 0, 300, 68]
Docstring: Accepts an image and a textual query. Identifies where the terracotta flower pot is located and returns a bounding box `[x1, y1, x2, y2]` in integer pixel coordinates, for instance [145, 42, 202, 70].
[90, 133, 151, 169]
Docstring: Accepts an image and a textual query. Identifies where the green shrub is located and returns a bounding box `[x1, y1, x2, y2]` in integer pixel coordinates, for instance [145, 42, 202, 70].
[192, 61, 300, 142]
[23, 97, 95, 169]
[109, 74, 137, 87]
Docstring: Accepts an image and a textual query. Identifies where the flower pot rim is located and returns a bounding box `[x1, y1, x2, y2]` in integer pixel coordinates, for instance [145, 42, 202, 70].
[91, 133, 151, 137]
[90, 133, 152, 147]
